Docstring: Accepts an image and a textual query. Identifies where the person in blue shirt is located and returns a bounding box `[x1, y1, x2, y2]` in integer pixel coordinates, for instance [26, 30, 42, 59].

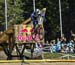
[67, 40, 74, 53]
[50, 44, 56, 53]
[31, 9, 41, 30]
[53, 44, 57, 53]
[56, 41, 61, 52]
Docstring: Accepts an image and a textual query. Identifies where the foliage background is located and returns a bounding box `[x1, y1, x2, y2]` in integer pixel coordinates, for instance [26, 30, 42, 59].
[0, 0, 75, 42]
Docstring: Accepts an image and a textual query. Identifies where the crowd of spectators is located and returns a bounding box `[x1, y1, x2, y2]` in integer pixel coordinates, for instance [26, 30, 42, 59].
[45, 36, 75, 53]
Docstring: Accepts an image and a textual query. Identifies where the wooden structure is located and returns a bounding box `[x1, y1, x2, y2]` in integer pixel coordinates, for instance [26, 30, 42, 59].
[0, 8, 46, 60]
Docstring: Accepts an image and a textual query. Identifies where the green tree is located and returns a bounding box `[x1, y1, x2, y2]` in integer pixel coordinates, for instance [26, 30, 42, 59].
[7, 0, 24, 25]
[0, 0, 5, 24]
[0, 0, 25, 27]
[0, 0, 72, 40]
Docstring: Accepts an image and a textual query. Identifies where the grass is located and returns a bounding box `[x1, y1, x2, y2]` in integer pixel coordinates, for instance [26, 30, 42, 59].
[24, 51, 75, 59]
[43, 53, 62, 59]
[24, 52, 63, 59]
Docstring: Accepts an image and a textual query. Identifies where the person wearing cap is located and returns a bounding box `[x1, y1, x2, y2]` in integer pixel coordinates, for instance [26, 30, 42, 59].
[31, 9, 41, 30]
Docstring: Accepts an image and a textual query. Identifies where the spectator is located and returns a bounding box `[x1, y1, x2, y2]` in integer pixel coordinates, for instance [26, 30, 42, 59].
[50, 41, 56, 53]
[56, 38, 61, 52]
[67, 40, 74, 53]
[61, 37, 67, 53]
[64, 45, 69, 53]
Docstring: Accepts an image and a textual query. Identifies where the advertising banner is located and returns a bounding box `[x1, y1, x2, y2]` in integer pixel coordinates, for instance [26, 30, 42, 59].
[14, 25, 44, 43]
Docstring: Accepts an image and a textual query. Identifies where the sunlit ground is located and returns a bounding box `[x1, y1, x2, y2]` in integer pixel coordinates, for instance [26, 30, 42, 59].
[0, 62, 75, 65]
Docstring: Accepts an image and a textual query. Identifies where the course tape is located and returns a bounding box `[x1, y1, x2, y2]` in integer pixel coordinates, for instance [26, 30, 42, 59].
[0, 60, 75, 63]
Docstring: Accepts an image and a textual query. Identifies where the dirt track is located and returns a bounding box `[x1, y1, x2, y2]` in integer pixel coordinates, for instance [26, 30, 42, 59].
[0, 62, 75, 65]
[0, 51, 75, 65]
